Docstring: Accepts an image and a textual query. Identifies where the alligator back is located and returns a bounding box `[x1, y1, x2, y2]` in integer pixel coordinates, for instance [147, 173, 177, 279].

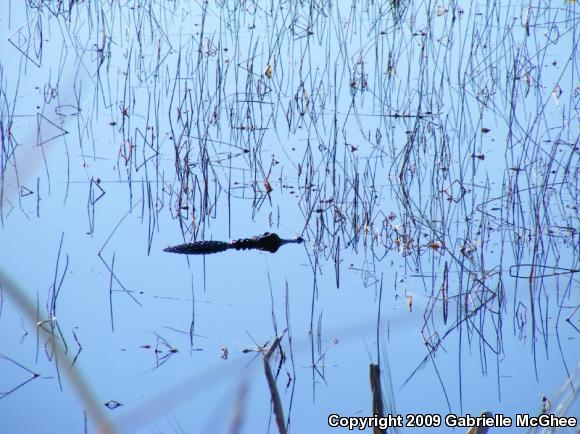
[230, 233, 283, 253]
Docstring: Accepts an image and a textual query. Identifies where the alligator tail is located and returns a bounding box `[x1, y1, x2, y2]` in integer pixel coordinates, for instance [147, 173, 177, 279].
[163, 241, 230, 255]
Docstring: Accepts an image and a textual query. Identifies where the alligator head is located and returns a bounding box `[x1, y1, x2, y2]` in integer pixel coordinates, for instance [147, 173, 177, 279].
[258, 232, 304, 253]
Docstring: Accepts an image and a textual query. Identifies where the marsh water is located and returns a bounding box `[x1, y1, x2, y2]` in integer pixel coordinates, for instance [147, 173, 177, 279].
[0, 1, 578, 433]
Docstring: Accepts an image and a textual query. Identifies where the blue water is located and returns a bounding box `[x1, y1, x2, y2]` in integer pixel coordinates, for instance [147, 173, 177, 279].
[0, 1, 578, 433]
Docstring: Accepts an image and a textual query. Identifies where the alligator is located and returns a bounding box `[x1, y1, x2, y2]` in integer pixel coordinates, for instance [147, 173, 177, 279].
[163, 232, 304, 255]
